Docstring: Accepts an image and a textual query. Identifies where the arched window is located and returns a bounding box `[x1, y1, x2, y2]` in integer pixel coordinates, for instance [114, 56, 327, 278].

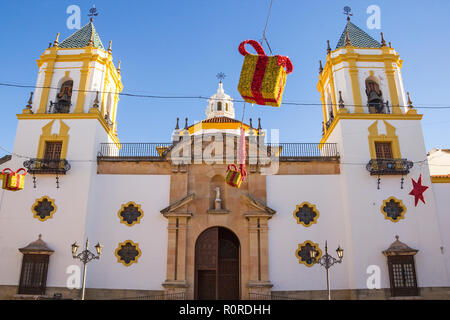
[52, 80, 73, 113]
[217, 102, 222, 111]
[226, 103, 229, 111]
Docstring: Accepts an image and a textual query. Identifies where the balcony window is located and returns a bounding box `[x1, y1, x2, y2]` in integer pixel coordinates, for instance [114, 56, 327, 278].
[375, 142, 393, 159]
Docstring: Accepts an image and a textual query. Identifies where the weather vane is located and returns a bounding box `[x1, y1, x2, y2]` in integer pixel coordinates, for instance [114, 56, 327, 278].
[88, 5, 99, 21]
[216, 72, 226, 83]
[343, 6, 353, 21]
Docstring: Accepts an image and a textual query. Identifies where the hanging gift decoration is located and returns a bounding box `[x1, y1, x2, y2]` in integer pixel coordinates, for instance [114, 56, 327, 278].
[1, 168, 27, 191]
[237, 39, 293, 107]
[409, 174, 429, 206]
[226, 127, 247, 188]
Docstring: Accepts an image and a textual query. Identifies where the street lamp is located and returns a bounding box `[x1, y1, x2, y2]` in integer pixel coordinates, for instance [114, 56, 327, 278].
[310, 241, 343, 300]
[71, 238, 102, 300]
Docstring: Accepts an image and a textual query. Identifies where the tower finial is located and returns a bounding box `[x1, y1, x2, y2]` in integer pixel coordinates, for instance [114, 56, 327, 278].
[53, 33, 60, 47]
[380, 32, 387, 47]
[258, 118, 262, 130]
[338, 91, 345, 109]
[343, 6, 353, 21]
[345, 30, 352, 47]
[117, 60, 121, 74]
[319, 60, 323, 74]
[327, 40, 331, 55]
[175, 117, 180, 130]
[407, 92, 413, 108]
[93, 91, 99, 108]
[108, 41, 112, 54]
[23, 91, 34, 114]
[88, 30, 94, 47]
[184, 117, 188, 129]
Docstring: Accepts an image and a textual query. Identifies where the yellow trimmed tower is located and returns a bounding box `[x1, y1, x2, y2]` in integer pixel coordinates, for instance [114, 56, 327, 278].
[22, 19, 122, 143]
[315, 17, 441, 294]
[318, 17, 419, 141]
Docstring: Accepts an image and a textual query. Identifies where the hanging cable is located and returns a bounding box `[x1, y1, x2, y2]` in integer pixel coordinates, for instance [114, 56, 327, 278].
[2, 82, 450, 109]
[261, 0, 274, 55]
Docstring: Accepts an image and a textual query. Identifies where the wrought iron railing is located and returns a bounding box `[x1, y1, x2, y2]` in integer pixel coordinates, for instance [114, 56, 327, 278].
[267, 143, 339, 159]
[248, 293, 300, 300]
[23, 159, 71, 174]
[118, 292, 186, 300]
[366, 158, 413, 175]
[368, 101, 391, 114]
[48, 100, 71, 114]
[98, 143, 172, 159]
[97, 143, 339, 161]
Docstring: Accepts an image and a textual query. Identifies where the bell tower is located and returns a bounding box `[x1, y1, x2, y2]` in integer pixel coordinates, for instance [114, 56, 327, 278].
[26, 19, 123, 135]
[317, 16, 417, 137]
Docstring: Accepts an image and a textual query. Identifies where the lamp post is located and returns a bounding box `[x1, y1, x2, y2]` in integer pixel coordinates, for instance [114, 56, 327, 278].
[71, 239, 103, 300]
[310, 241, 344, 300]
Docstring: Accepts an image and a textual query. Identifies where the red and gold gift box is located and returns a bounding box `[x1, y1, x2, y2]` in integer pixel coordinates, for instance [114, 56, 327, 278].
[1, 168, 27, 191]
[237, 40, 293, 107]
[226, 164, 246, 188]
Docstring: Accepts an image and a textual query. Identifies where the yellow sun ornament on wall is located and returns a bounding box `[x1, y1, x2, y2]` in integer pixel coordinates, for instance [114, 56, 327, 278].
[295, 240, 322, 267]
[115, 240, 142, 266]
[31, 196, 57, 222]
[381, 197, 407, 223]
[117, 201, 143, 227]
[293, 202, 320, 227]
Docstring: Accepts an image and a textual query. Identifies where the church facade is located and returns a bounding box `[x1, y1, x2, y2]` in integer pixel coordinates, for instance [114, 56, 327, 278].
[0, 19, 449, 300]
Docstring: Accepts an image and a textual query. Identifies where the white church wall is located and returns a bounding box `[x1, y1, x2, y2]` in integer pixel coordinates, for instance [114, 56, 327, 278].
[336, 119, 449, 289]
[0, 119, 108, 289]
[267, 175, 349, 291]
[83, 174, 170, 291]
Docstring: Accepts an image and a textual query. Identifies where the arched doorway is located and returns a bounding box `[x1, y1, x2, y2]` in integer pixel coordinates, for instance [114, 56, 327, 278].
[194, 227, 240, 300]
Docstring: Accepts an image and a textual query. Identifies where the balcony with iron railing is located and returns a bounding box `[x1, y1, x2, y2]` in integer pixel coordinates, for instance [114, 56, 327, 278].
[368, 101, 391, 114]
[97, 142, 340, 162]
[23, 158, 71, 175]
[48, 100, 71, 114]
[366, 158, 413, 176]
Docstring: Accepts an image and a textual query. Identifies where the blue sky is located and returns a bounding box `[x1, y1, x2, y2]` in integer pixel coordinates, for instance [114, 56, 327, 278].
[1, 0, 450, 157]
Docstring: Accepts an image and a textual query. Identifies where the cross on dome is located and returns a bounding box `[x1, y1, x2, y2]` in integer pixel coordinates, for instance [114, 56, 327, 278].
[206, 81, 235, 119]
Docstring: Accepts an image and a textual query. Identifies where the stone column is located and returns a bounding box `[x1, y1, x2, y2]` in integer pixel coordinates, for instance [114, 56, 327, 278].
[162, 213, 191, 299]
[246, 214, 273, 299]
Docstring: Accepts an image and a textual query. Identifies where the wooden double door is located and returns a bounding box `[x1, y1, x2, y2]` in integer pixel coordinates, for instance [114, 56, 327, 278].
[194, 227, 240, 300]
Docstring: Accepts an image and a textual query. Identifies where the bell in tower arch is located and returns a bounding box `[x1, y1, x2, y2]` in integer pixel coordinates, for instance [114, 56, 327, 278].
[365, 78, 385, 114]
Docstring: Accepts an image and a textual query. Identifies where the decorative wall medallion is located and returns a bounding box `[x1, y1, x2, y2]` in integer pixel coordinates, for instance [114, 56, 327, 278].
[115, 240, 141, 266]
[117, 202, 143, 226]
[293, 202, 319, 227]
[31, 196, 57, 222]
[381, 197, 406, 222]
[295, 241, 322, 267]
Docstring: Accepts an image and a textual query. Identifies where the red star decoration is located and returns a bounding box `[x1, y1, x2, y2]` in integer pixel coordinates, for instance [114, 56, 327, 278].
[409, 174, 429, 206]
